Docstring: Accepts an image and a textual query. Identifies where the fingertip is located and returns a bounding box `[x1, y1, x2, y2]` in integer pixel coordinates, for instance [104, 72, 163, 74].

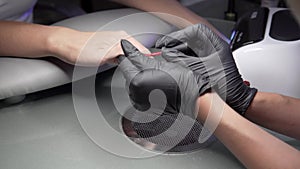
[155, 39, 163, 49]
[160, 48, 178, 60]
[120, 39, 139, 57]
[155, 36, 169, 49]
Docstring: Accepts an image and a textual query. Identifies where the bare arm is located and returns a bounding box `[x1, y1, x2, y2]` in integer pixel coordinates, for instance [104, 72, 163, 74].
[245, 92, 300, 140]
[197, 92, 300, 169]
[111, 0, 226, 40]
[0, 21, 57, 58]
[0, 21, 149, 66]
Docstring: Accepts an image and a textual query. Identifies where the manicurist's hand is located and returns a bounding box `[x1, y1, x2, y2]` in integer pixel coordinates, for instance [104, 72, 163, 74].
[118, 39, 200, 118]
[156, 24, 257, 114]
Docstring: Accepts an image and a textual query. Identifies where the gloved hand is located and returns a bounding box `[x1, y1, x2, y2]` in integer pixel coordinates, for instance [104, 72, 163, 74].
[118, 39, 201, 118]
[155, 24, 257, 115]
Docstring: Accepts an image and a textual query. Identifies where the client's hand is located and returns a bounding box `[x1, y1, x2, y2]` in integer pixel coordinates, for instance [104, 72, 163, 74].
[49, 28, 150, 66]
[156, 24, 257, 114]
[118, 39, 200, 118]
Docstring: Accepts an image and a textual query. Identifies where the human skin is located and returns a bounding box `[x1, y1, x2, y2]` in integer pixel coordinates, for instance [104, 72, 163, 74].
[111, 0, 228, 42]
[0, 21, 150, 66]
[197, 92, 300, 169]
[245, 92, 300, 140]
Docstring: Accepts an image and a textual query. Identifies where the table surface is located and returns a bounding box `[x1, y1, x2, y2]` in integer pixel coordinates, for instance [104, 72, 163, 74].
[0, 68, 299, 169]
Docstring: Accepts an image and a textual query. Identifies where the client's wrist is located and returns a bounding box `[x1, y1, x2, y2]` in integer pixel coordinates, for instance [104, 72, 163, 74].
[46, 26, 82, 64]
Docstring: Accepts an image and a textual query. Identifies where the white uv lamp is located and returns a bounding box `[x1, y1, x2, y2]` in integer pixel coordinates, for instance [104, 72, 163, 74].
[231, 7, 300, 98]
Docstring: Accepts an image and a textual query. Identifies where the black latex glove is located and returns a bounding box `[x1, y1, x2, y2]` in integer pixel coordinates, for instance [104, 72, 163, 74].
[118, 39, 201, 118]
[155, 24, 257, 115]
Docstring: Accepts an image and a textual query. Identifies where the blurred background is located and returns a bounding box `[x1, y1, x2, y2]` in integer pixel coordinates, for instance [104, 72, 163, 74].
[32, 0, 287, 38]
[34, 0, 270, 37]
[32, 0, 262, 24]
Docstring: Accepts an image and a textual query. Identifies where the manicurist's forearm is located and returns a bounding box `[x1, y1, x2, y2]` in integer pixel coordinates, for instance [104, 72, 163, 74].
[245, 92, 300, 140]
[197, 93, 300, 169]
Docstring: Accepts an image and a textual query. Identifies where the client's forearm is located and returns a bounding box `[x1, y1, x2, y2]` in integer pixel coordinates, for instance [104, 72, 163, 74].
[197, 92, 300, 169]
[111, 0, 216, 30]
[0, 21, 64, 57]
[112, 0, 228, 41]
